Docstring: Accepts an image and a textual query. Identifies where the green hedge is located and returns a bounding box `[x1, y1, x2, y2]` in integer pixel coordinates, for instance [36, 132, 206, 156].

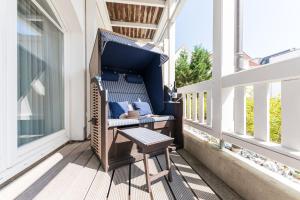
[246, 97, 281, 143]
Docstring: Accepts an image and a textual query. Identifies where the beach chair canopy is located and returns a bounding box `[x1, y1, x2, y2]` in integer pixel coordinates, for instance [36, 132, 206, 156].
[90, 29, 169, 114]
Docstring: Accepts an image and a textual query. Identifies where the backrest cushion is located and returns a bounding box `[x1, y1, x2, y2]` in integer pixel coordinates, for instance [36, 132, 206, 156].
[101, 70, 119, 81]
[108, 101, 129, 119]
[102, 74, 153, 118]
[125, 74, 143, 84]
[133, 102, 152, 116]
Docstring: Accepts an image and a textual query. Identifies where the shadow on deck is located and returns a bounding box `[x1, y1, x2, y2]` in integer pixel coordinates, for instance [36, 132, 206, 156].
[0, 141, 243, 200]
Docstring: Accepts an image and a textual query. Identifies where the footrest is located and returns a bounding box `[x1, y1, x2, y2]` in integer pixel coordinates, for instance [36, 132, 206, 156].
[150, 169, 171, 182]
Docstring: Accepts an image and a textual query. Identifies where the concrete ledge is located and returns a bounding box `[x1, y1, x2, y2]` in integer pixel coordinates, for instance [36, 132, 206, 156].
[183, 129, 300, 200]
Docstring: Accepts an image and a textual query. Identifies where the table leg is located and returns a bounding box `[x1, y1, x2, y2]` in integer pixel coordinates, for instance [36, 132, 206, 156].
[143, 153, 151, 193]
[165, 148, 173, 182]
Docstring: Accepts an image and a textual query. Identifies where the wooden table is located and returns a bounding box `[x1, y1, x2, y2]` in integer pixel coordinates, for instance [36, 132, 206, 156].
[117, 127, 174, 193]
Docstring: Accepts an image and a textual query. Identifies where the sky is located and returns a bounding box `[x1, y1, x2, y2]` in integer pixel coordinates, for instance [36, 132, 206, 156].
[175, 0, 300, 58]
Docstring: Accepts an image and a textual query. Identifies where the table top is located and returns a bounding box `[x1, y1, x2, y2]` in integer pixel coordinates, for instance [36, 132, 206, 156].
[118, 128, 174, 151]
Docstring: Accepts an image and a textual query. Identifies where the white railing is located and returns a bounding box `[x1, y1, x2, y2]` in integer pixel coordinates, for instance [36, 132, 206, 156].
[178, 56, 300, 170]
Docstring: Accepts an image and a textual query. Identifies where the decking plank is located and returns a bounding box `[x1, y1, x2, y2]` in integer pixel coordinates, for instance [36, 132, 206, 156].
[59, 155, 100, 200]
[0, 142, 80, 200]
[33, 143, 93, 199]
[130, 161, 151, 200]
[177, 150, 243, 200]
[107, 165, 130, 200]
[149, 157, 174, 200]
[14, 142, 90, 200]
[170, 151, 220, 200]
[156, 154, 197, 200]
[1, 141, 235, 200]
[84, 166, 112, 200]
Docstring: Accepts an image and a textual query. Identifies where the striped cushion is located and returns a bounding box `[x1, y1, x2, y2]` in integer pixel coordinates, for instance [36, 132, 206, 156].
[108, 115, 175, 127]
[102, 74, 152, 118]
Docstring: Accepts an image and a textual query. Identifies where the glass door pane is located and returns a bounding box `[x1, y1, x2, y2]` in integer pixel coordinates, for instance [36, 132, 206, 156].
[17, 0, 64, 146]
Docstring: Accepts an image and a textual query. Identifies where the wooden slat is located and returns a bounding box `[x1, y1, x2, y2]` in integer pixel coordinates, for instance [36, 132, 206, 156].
[130, 161, 151, 200]
[105, 0, 166, 8]
[13, 142, 90, 200]
[107, 165, 130, 200]
[169, 152, 219, 200]
[156, 155, 197, 200]
[234, 86, 246, 135]
[254, 83, 270, 141]
[177, 150, 242, 200]
[281, 79, 300, 151]
[106, 3, 163, 24]
[149, 157, 174, 199]
[0, 143, 80, 200]
[33, 145, 93, 199]
[111, 21, 158, 30]
[106, 2, 164, 39]
[84, 166, 112, 200]
[58, 155, 100, 200]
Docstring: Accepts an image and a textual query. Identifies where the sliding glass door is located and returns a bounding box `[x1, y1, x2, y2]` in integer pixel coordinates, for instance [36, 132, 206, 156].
[17, 0, 64, 146]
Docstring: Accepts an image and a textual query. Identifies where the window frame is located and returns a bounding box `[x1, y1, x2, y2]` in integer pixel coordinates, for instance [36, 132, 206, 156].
[0, 0, 70, 182]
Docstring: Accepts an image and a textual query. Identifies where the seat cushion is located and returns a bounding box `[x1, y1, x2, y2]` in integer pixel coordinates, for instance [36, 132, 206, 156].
[108, 115, 175, 127]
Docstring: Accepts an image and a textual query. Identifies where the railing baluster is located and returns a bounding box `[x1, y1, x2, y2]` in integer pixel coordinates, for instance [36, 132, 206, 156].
[281, 79, 300, 151]
[182, 93, 186, 119]
[206, 90, 212, 126]
[254, 83, 270, 141]
[234, 86, 246, 135]
[198, 92, 204, 123]
[192, 93, 197, 121]
[186, 93, 191, 119]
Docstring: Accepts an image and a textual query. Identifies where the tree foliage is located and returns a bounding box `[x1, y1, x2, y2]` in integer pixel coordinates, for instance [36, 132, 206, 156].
[175, 46, 212, 88]
[246, 96, 281, 143]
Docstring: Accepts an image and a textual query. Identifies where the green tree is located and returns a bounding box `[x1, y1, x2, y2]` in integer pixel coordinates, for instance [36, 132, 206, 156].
[175, 46, 212, 88]
[270, 96, 281, 143]
[246, 95, 282, 143]
[190, 46, 212, 82]
[175, 50, 192, 87]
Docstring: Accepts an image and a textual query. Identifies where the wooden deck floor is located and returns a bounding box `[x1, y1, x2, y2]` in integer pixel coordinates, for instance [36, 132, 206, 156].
[0, 141, 240, 200]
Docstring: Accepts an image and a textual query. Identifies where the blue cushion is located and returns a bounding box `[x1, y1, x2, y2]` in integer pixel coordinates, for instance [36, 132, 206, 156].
[102, 70, 119, 81]
[109, 101, 128, 119]
[133, 102, 152, 116]
[125, 74, 143, 84]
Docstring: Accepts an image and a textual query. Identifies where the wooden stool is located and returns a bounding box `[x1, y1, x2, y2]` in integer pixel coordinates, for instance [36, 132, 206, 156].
[143, 147, 173, 193]
[117, 127, 174, 193]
